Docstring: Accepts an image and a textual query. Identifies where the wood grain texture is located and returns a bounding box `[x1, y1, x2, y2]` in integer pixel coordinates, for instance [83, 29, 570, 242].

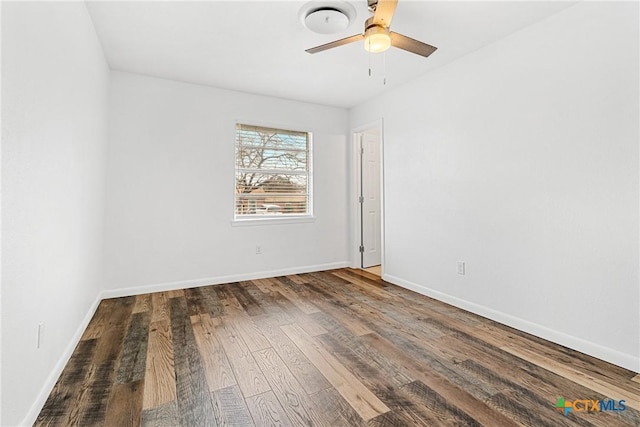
[170, 297, 217, 426]
[142, 318, 176, 409]
[223, 312, 271, 353]
[103, 380, 144, 427]
[312, 311, 413, 388]
[400, 380, 480, 426]
[308, 387, 367, 427]
[116, 311, 150, 384]
[284, 274, 308, 285]
[253, 347, 325, 426]
[332, 269, 397, 300]
[502, 343, 640, 411]
[150, 292, 172, 323]
[273, 276, 322, 314]
[214, 317, 271, 398]
[368, 409, 432, 427]
[253, 313, 331, 395]
[307, 286, 373, 336]
[165, 289, 184, 298]
[245, 390, 293, 427]
[133, 293, 152, 314]
[140, 401, 179, 427]
[199, 285, 226, 317]
[210, 384, 255, 426]
[35, 339, 98, 425]
[184, 287, 208, 317]
[80, 299, 117, 340]
[360, 323, 521, 427]
[281, 323, 390, 421]
[71, 297, 134, 426]
[269, 289, 327, 336]
[229, 281, 265, 316]
[37, 268, 640, 426]
[190, 313, 236, 392]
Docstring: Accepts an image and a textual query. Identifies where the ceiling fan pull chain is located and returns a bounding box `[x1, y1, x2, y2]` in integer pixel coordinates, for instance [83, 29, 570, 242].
[368, 49, 372, 77]
[383, 52, 387, 85]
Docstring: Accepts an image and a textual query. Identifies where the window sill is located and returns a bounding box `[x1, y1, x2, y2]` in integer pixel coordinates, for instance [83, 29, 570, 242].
[231, 216, 316, 227]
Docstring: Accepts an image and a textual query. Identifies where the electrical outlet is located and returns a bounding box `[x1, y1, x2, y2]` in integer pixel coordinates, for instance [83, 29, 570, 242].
[256, 245, 262, 255]
[457, 261, 465, 275]
[37, 322, 44, 349]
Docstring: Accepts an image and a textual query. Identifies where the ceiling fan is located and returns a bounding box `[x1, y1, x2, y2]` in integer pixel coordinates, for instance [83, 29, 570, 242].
[305, 0, 437, 58]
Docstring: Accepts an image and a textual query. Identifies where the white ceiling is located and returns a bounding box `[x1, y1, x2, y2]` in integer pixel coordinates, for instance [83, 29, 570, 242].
[85, 1, 576, 108]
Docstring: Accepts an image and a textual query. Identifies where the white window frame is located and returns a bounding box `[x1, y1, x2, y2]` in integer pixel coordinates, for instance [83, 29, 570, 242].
[232, 122, 314, 225]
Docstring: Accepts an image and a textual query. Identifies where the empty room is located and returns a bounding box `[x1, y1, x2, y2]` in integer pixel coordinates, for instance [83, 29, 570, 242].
[2, 0, 639, 426]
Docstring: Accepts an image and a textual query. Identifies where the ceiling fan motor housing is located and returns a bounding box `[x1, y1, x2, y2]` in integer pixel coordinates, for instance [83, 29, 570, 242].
[363, 16, 391, 53]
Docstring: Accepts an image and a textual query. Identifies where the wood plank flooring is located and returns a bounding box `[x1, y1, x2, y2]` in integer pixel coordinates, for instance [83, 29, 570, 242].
[36, 268, 640, 426]
[364, 265, 382, 276]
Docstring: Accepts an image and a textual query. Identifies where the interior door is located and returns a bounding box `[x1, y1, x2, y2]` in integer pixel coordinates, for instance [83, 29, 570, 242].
[361, 130, 381, 268]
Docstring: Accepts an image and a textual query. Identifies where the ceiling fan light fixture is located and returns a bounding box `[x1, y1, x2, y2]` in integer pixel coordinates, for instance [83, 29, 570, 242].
[364, 25, 391, 53]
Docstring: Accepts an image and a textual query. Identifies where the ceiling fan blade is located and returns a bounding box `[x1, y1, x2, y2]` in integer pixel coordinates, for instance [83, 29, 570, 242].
[390, 32, 437, 58]
[373, 0, 398, 28]
[306, 34, 364, 54]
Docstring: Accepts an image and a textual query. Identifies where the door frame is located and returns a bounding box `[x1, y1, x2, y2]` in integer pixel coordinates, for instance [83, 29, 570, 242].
[351, 119, 385, 273]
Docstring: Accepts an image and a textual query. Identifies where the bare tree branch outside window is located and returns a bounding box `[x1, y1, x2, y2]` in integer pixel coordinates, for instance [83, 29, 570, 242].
[235, 124, 311, 217]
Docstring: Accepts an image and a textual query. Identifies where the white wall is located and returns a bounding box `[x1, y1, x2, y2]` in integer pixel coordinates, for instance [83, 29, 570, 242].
[1, 2, 110, 425]
[351, 1, 639, 371]
[104, 71, 350, 294]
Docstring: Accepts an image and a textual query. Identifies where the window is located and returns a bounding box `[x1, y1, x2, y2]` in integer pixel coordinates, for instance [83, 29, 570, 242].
[234, 123, 312, 220]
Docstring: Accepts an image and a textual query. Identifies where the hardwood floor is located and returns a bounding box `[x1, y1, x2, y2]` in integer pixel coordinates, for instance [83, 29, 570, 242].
[364, 265, 382, 276]
[36, 268, 640, 426]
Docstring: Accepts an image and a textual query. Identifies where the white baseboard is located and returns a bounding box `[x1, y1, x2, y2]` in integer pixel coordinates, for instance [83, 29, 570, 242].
[101, 261, 351, 299]
[20, 295, 102, 427]
[382, 273, 640, 374]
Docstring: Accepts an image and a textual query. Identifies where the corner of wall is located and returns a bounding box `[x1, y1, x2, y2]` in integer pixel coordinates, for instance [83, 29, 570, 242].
[19, 295, 102, 426]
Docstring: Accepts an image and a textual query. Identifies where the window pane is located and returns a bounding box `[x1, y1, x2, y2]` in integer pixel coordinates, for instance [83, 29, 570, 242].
[235, 195, 308, 215]
[235, 124, 311, 218]
[236, 173, 306, 193]
[236, 147, 307, 171]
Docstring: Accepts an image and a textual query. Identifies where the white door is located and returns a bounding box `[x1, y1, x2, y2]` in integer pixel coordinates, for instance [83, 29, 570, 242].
[361, 130, 381, 268]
